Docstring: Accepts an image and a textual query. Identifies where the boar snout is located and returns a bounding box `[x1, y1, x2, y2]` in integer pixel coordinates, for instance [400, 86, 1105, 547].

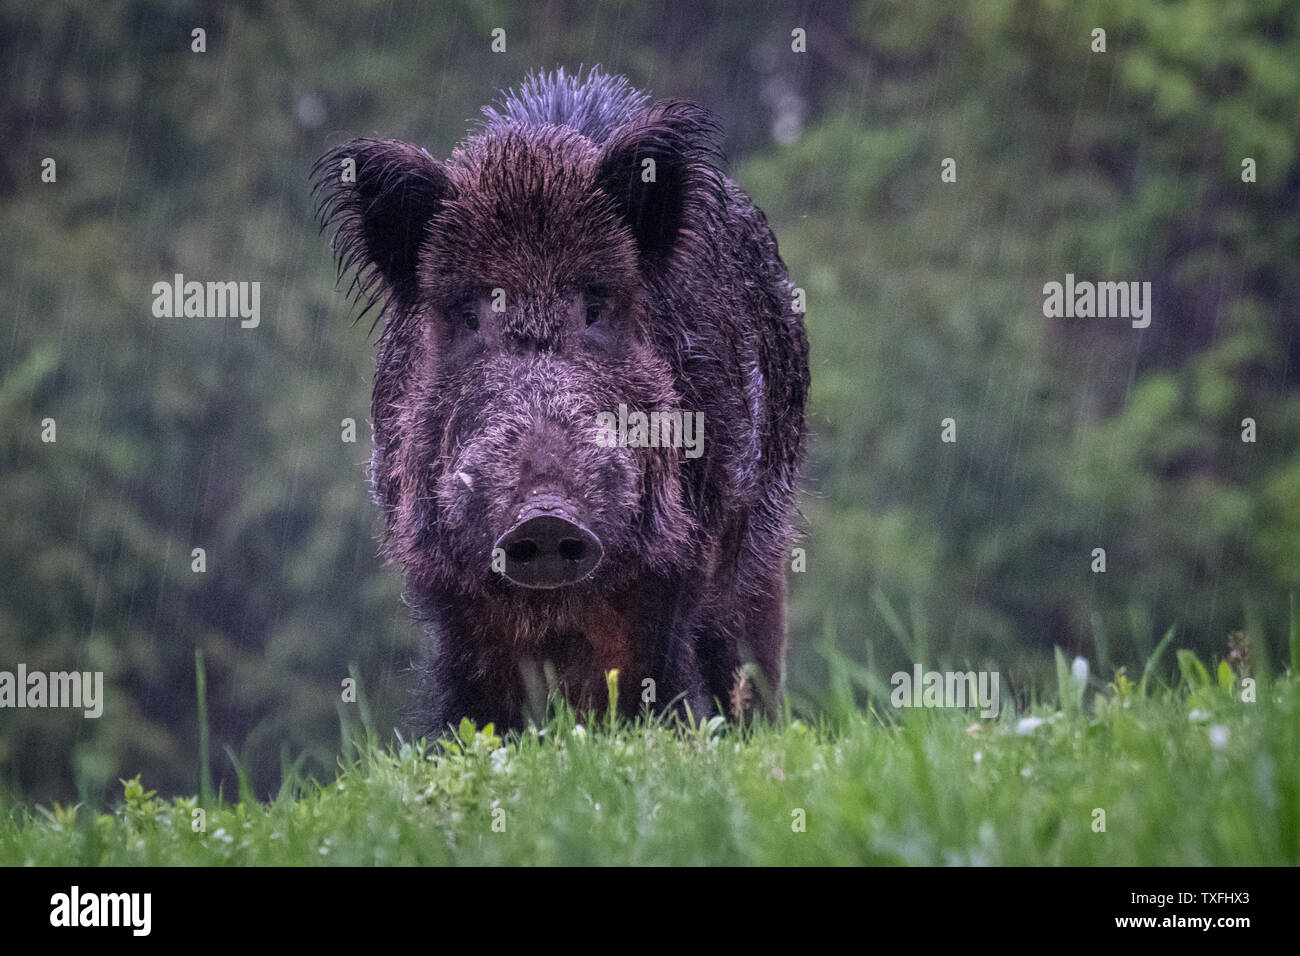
[495, 493, 603, 589]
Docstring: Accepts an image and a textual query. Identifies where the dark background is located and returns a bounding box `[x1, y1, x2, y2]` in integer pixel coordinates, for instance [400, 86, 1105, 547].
[2, 0, 1297, 803]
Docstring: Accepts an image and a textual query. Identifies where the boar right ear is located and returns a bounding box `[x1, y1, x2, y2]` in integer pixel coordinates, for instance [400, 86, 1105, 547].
[311, 139, 452, 319]
[595, 101, 725, 266]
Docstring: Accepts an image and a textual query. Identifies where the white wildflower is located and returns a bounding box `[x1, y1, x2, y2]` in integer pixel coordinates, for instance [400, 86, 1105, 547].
[1016, 716, 1045, 735]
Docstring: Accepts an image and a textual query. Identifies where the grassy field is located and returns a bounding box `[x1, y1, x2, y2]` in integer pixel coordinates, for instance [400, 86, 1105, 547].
[2, 648, 1296, 866]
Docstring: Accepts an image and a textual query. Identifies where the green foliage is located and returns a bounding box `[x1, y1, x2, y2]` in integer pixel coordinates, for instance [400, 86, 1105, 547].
[1177, 649, 1212, 691]
[1140, 626, 1177, 696]
[1054, 647, 1084, 714]
[743, 0, 1300, 701]
[1291, 593, 1300, 676]
[1, 673, 1295, 865]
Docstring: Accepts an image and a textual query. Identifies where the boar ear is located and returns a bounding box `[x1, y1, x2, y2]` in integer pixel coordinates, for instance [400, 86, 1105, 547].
[311, 138, 452, 319]
[595, 101, 724, 265]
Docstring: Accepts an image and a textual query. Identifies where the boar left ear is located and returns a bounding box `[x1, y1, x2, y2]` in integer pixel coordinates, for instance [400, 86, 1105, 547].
[311, 138, 453, 321]
[595, 101, 724, 265]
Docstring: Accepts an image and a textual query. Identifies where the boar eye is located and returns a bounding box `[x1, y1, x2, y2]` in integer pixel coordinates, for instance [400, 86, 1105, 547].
[585, 298, 605, 326]
[456, 304, 479, 331]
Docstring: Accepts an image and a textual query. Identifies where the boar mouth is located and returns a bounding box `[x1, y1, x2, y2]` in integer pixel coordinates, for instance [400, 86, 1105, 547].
[495, 494, 603, 589]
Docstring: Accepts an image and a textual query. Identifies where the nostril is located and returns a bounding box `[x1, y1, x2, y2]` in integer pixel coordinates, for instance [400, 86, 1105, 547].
[557, 538, 585, 562]
[506, 540, 538, 563]
[494, 506, 603, 589]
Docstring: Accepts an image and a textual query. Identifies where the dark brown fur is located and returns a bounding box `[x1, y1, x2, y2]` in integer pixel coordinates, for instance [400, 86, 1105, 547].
[312, 69, 808, 737]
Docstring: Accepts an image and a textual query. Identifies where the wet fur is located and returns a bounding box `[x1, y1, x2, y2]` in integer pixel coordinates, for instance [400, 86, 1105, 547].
[313, 68, 809, 736]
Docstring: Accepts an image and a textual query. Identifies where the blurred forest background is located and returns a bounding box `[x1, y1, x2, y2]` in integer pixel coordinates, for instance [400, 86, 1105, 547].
[2, 0, 1297, 803]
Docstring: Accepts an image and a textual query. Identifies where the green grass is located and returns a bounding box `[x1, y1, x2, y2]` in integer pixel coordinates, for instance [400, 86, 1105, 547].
[2, 656, 1296, 865]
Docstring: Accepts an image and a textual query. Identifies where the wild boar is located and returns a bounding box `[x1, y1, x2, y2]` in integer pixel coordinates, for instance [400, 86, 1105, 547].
[313, 68, 808, 736]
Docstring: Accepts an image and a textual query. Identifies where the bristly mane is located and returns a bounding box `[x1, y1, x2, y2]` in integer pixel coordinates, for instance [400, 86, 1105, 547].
[312, 67, 725, 336]
[479, 67, 651, 144]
